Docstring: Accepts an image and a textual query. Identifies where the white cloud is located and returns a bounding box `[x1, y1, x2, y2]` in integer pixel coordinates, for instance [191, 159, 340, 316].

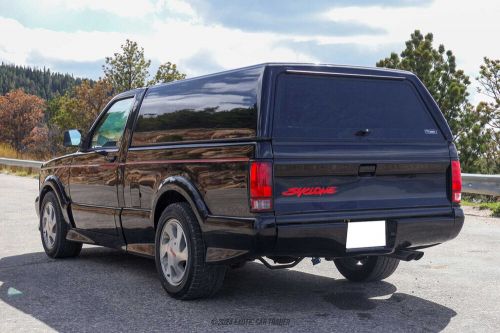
[157, 0, 197, 18]
[323, 0, 500, 78]
[0, 16, 316, 78]
[0, 17, 128, 64]
[39, 0, 156, 18]
[145, 19, 317, 75]
[0, 0, 498, 98]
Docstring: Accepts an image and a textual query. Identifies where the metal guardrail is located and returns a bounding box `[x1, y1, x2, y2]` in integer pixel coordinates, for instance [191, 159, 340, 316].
[462, 173, 500, 196]
[0, 157, 43, 169]
[0, 157, 499, 196]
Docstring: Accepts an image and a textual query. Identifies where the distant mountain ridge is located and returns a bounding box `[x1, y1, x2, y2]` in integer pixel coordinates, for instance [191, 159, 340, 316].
[0, 63, 92, 99]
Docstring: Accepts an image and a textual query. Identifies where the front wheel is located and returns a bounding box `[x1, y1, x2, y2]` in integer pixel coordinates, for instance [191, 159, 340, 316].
[40, 192, 82, 258]
[334, 256, 399, 282]
[155, 202, 226, 300]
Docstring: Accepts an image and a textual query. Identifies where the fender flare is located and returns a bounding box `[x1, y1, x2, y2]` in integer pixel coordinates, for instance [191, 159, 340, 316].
[151, 176, 209, 230]
[39, 175, 74, 227]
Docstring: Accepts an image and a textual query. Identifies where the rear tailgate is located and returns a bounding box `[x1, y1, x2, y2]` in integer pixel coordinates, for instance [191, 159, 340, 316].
[271, 71, 452, 216]
[273, 142, 451, 215]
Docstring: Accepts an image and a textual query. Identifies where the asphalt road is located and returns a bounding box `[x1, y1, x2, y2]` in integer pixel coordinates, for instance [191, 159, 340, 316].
[0, 173, 499, 333]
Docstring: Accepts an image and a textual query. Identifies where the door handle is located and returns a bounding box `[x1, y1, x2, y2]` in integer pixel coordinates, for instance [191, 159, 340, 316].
[95, 150, 117, 163]
[104, 155, 117, 163]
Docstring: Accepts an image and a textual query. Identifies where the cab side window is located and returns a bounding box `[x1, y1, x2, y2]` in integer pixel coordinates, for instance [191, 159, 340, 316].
[91, 98, 134, 149]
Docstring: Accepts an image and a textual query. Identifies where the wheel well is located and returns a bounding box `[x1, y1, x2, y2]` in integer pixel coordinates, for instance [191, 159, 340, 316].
[154, 190, 188, 230]
[39, 185, 54, 208]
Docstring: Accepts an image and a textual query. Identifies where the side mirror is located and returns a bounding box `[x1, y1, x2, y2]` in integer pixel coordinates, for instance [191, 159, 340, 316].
[63, 129, 82, 147]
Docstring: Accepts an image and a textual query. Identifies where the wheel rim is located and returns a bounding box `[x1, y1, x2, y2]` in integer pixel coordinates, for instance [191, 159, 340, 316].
[159, 219, 188, 286]
[42, 202, 57, 249]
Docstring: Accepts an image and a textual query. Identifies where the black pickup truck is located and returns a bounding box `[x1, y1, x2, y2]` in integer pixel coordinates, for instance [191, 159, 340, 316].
[35, 63, 464, 299]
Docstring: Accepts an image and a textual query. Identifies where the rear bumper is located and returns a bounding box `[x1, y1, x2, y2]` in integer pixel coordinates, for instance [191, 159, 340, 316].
[203, 206, 464, 263]
[273, 207, 464, 257]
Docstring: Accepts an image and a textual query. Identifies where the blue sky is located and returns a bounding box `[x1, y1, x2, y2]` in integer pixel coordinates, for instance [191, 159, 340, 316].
[0, 0, 498, 99]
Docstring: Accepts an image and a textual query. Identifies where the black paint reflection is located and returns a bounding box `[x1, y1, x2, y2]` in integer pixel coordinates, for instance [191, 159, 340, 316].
[132, 67, 262, 145]
[124, 145, 253, 216]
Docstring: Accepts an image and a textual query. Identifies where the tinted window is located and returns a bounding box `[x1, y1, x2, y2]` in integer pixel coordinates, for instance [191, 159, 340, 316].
[274, 74, 443, 141]
[90, 98, 134, 148]
[132, 67, 261, 146]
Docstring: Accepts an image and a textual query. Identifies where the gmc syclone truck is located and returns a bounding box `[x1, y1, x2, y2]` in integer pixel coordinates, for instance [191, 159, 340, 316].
[35, 63, 464, 299]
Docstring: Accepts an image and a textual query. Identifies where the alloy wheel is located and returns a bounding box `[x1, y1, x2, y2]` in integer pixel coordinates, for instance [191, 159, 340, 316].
[159, 219, 189, 286]
[42, 202, 57, 249]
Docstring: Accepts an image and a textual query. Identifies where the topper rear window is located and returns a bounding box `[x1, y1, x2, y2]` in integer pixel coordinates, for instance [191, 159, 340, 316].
[273, 73, 443, 141]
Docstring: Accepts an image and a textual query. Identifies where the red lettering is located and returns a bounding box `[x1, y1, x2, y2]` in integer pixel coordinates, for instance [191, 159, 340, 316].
[281, 186, 336, 197]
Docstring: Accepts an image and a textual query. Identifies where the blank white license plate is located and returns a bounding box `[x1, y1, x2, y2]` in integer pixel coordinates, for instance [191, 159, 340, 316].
[346, 220, 386, 249]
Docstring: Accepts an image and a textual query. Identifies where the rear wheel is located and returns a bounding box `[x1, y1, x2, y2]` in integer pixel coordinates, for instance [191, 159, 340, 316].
[155, 202, 226, 300]
[40, 192, 82, 258]
[334, 256, 399, 282]
[229, 261, 247, 269]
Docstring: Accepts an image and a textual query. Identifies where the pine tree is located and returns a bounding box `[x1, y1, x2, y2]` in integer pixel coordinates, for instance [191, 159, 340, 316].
[103, 39, 151, 92]
[0, 63, 84, 99]
[376, 30, 495, 173]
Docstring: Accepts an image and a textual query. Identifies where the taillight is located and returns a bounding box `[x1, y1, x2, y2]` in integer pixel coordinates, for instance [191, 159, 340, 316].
[451, 160, 462, 203]
[249, 161, 273, 211]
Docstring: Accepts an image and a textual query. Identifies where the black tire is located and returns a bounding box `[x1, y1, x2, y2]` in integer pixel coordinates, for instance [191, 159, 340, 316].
[40, 192, 82, 258]
[229, 261, 247, 269]
[155, 202, 226, 300]
[334, 256, 399, 282]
